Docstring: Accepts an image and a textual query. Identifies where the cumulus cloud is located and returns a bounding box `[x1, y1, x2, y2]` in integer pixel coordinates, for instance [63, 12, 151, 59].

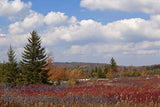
[41, 14, 160, 47]
[0, 33, 28, 47]
[44, 11, 77, 26]
[44, 12, 68, 25]
[41, 19, 125, 46]
[42, 13, 160, 62]
[65, 40, 160, 57]
[0, 0, 31, 17]
[80, 0, 160, 14]
[9, 11, 44, 34]
[5, 11, 160, 65]
[9, 11, 77, 34]
[0, 34, 5, 37]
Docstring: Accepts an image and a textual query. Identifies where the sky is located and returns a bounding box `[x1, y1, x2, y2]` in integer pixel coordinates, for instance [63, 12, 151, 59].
[0, 0, 160, 66]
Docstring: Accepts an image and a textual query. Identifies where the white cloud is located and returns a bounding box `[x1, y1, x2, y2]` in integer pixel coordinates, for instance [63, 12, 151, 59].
[0, 0, 31, 16]
[0, 34, 5, 37]
[44, 11, 68, 25]
[8, 11, 77, 34]
[41, 19, 104, 45]
[44, 11, 77, 26]
[0, 33, 28, 47]
[136, 50, 158, 55]
[6, 11, 160, 62]
[67, 45, 91, 54]
[9, 11, 44, 34]
[80, 0, 160, 14]
[42, 19, 125, 45]
[65, 40, 160, 57]
[42, 15, 160, 46]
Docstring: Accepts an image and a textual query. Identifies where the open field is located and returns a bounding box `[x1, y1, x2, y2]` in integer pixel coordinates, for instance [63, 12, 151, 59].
[0, 76, 160, 107]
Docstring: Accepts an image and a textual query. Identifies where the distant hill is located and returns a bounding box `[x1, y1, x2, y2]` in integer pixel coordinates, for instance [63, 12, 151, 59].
[53, 62, 160, 71]
[53, 62, 106, 71]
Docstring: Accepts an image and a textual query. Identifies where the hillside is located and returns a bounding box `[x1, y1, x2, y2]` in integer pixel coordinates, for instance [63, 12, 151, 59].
[53, 62, 160, 71]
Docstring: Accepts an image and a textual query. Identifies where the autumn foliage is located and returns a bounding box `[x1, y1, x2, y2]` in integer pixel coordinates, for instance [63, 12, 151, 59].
[69, 67, 83, 81]
[48, 66, 70, 82]
[141, 69, 147, 77]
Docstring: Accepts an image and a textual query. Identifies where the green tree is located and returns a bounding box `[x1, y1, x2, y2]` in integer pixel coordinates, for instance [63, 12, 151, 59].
[104, 64, 110, 74]
[97, 67, 105, 78]
[110, 57, 117, 72]
[3, 45, 19, 85]
[90, 68, 95, 78]
[0, 63, 2, 82]
[94, 66, 98, 73]
[90, 66, 98, 78]
[21, 31, 49, 84]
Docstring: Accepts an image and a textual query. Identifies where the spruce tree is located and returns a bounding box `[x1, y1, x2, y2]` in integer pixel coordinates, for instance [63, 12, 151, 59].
[110, 57, 117, 72]
[104, 64, 109, 74]
[21, 30, 49, 84]
[0, 63, 3, 82]
[4, 45, 19, 85]
[97, 67, 105, 78]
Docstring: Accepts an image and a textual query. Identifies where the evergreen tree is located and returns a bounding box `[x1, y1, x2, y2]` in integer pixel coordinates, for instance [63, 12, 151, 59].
[90, 66, 98, 78]
[95, 66, 98, 72]
[0, 64, 2, 82]
[90, 68, 95, 78]
[21, 31, 49, 84]
[97, 67, 105, 78]
[104, 64, 110, 74]
[110, 57, 117, 72]
[4, 45, 19, 85]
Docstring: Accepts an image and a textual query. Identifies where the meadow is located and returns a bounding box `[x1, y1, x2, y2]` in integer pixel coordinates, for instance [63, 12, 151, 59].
[0, 75, 160, 107]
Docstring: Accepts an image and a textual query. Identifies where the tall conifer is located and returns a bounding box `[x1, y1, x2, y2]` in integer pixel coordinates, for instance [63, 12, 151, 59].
[21, 31, 49, 84]
[110, 57, 117, 72]
[4, 45, 19, 85]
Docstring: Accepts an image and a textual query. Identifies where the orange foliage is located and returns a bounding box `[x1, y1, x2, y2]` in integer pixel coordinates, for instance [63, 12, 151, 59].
[141, 69, 147, 77]
[116, 68, 121, 72]
[48, 66, 70, 81]
[43, 52, 71, 82]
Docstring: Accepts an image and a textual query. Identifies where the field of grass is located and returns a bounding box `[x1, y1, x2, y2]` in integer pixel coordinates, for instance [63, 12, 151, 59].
[0, 76, 160, 107]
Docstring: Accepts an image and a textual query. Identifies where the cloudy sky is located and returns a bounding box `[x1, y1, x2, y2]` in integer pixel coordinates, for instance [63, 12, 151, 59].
[0, 0, 160, 66]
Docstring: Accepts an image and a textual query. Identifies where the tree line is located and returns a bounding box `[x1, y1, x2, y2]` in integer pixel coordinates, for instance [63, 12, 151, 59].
[0, 30, 129, 86]
[0, 31, 49, 85]
[0, 30, 155, 86]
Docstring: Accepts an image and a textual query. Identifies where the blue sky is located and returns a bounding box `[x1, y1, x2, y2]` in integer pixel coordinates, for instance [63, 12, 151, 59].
[22, 0, 150, 23]
[0, 0, 160, 66]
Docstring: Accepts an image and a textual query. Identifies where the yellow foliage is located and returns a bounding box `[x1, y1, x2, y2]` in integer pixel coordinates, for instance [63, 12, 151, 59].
[106, 69, 113, 79]
[69, 67, 83, 81]
[141, 70, 147, 77]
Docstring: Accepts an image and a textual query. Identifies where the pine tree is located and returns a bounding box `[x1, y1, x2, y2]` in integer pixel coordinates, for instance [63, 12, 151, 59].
[21, 31, 49, 84]
[0, 64, 2, 82]
[104, 64, 110, 74]
[90, 68, 95, 78]
[4, 45, 19, 85]
[110, 57, 117, 72]
[97, 67, 105, 78]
